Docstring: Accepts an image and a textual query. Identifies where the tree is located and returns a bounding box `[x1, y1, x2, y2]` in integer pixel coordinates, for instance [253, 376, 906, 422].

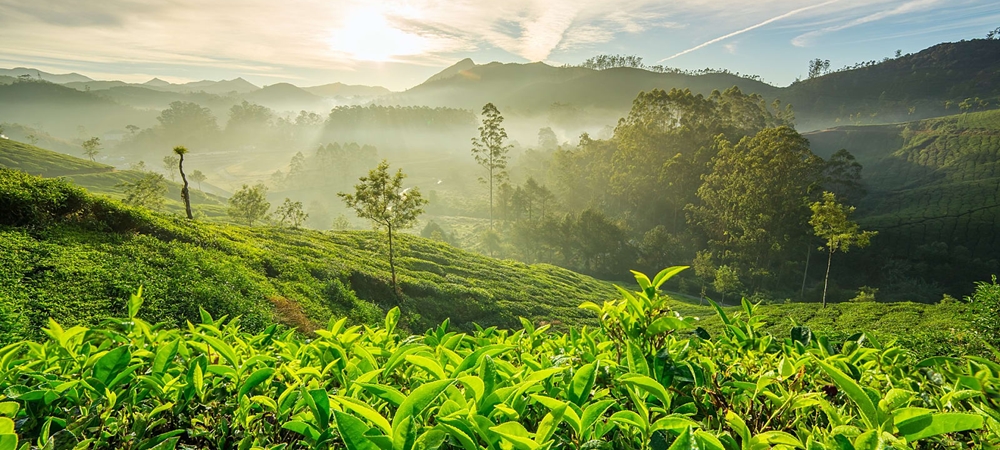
[808, 58, 830, 78]
[228, 183, 271, 226]
[712, 265, 741, 305]
[173, 146, 193, 220]
[125, 124, 140, 135]
[987, 27, 1000, 40]
[162, 155, 179, 181]
[471, 103, 511, 229]
[823, 149, 865, 203]
[117, 172, 166, 210]
[537, 127, 558, 150]
[692, 250, 715, 305]
[339, 160, 427, 297]
[82, 137, 101, 161]
[275, 198, 308, 228]
[809, 191, 877, 307]
[26, 133, 38, 145]
[691, 126, 823, 284]
[190, 170, 207, 190]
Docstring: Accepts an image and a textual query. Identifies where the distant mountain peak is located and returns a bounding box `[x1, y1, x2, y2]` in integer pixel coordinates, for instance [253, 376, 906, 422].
[143, 77, 171, 87]
[424, 58, 477, 84]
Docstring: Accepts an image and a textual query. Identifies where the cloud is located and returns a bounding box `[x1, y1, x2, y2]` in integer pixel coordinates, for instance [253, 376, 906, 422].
[659, 0, 841, 62]
[791, 0, 943, 47]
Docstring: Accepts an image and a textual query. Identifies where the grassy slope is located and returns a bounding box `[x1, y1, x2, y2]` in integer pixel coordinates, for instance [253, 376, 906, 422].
[806, 109, 1000, 262]
[0, 168, 972, 357]
[0, 138, 229, 219]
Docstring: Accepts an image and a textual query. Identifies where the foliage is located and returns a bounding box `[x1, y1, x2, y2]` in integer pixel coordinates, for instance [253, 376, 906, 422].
[1, 268, 996, 450]
[189, 169, 207, 190]
[81, 136, 101, 161]
[810, 191, 877, 306]
[808, 58, 831, 78]
[691, 126, 823, 284]
[471, 103, 511, 228]
[117, 171, 167, 210]
[229, 183, 271, 226]
[339, 160, 428, 295]
[969, 275, 1000, 347]
[712, 265, 742, 304]
[276, 198, 309, 228]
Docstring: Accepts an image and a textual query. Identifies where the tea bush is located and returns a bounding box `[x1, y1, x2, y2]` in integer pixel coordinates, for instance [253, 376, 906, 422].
[0, 268, 995, 450]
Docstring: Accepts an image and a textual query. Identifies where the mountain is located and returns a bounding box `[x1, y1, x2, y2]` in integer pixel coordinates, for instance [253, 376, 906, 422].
[0, 80, 157, 136]
[0, 67, 93, 84]
[63, 80, 130, 91]
[0, 138, 228, 218]
[386, 59, 779, 113]
[143, 77, 171, 87]
[786, 39, 1000, 130]
[424, 57, 477, 83]
[244, 82, 326, 111]
[386, 40, 1000, 130]
[805, 109, 1000, 297]
[170, 77, 260, 94]
[303, 82, 391, 98]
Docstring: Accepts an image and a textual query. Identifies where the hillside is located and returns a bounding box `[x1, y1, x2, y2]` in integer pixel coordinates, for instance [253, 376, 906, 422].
[244, 82, 327, 111]
[806, 109, 1000, 296]
[787, 39, 1000, 129]
[0, 80, 157, 136]
[0, 139, 229, 218]
[304, 82, 392, 98]
[0, 67, 93, 83]
[385, 60, 778, 113]
[0, 166, 974, 359]
[0, 168, 622, 343]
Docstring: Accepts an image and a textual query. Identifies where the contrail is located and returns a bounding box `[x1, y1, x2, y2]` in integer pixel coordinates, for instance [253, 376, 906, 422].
[658, 0, 840, 62]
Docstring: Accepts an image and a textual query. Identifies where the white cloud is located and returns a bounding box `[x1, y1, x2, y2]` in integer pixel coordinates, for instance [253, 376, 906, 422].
[792, 0, 944, 47]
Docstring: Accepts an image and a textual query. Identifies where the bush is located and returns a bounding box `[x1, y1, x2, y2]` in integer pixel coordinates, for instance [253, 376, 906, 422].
[969, 274, 1000, 347]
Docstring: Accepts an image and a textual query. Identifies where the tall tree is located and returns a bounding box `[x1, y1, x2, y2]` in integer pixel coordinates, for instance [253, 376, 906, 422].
[471, 103, 511, 229]
[809, 191, 877, 307]
[228, 183, 270, 226]
[82, 137, 101, 161]
[339, 160, 427, 297]
[173, 146, 193, 220]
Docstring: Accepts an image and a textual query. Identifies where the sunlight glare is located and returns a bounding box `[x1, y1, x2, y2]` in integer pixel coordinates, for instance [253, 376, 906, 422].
[326, 8, 428, 62]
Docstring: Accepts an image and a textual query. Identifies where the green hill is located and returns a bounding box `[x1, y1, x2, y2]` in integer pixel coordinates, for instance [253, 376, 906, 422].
[787, 39, 1000, 129]
[0, 80, 157, 136]
[0, 139, 229, 218]
[0, 167, 975, 358]
[805, 109, 1000, 297]
[0, 167, 623, 344]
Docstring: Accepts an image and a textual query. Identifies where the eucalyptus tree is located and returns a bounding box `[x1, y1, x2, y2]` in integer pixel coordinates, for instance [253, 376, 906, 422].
[471, 103, 511, 229]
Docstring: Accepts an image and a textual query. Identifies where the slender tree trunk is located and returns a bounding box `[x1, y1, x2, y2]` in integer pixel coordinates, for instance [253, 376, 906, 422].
[178, 154, 193, 220]
[388, 224, 399, 301]
[800, 245, 811, 300]
[822, 249, 833, 308]
[489, 165, 494, 230]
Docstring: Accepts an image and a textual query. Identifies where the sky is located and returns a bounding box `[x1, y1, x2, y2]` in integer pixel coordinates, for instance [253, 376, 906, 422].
[0, 0, 998, 91]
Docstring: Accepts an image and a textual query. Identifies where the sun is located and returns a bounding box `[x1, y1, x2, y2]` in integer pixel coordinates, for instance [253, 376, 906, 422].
[326, 8, 428, 62]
